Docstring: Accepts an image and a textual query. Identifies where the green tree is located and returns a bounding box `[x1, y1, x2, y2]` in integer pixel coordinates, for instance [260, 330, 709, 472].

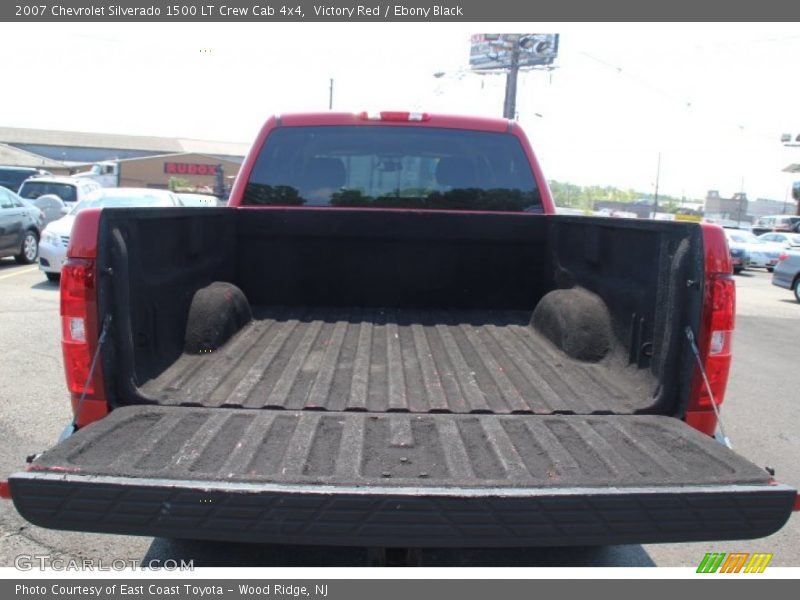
[549, 180, 701, 214]
[168, 176, 191, 192]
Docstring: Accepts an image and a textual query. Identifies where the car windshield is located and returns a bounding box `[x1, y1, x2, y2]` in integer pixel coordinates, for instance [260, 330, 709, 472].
[19, 181, 77, 203]
[69, 192, 175, 214]
[243, 125, 543, 212]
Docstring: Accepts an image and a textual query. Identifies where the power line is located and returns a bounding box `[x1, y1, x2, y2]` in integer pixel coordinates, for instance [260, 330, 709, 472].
[579, 51, 691, 107]
[577, 51, 777, 142]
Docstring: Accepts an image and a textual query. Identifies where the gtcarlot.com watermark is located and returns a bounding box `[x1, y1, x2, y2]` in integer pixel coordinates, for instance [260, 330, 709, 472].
[15, 554, 194, 571]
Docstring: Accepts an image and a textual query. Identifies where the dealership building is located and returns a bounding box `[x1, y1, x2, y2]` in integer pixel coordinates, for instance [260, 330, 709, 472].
[0, 126, 249, 192]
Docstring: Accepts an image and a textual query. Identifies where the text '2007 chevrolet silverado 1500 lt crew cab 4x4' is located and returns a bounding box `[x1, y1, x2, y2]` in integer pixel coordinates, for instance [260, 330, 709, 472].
[3, 111, 797, 549]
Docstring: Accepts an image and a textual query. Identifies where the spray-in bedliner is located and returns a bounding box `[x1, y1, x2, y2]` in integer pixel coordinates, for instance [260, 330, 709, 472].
[141, 306, 653, 414]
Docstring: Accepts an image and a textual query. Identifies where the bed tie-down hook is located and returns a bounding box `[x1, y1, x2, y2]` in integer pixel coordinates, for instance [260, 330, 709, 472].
[685, 326, 731, 449]
[73, 314, 113, 427]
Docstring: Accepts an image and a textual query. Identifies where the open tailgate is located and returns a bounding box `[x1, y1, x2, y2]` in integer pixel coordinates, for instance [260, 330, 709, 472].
[9, 406, 795, 547]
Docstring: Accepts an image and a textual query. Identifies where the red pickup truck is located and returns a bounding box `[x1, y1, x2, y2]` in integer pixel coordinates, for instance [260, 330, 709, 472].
[4, 112, 796, 549]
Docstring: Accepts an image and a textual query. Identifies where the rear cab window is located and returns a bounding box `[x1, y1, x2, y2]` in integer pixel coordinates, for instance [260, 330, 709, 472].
[243, 125, 543, 212]
[19, 181, 77, 204]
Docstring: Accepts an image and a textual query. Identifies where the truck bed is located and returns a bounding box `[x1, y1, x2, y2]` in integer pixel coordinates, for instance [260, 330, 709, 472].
[101, 209, 706, 417]
[142, 307, 643, 414]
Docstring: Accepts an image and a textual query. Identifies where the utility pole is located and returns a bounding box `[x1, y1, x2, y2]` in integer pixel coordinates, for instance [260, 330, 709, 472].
[784, 185, 790, 214]
[329, 78, 334, 110]
[738, 177, 746, 227]
[502, 39, 521, 120]
[653, 152, 661, 218]
[214, 165, 225, 199]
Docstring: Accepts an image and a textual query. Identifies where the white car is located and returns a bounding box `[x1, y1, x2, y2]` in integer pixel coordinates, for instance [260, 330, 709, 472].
[758, 232, 800, 251]
[724, 229, 785, 271]
[39, 188, 182, 282]
[18, 176, 101, 210]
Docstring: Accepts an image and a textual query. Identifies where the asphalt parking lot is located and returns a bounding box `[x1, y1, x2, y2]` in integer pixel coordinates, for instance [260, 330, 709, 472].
[0, 260, 797, 568]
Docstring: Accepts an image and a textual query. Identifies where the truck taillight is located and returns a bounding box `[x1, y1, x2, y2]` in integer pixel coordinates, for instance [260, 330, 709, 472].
[686, 272, 735, 435]
[358, 111, 431, 122]
[60, 258, 107, 427]
[709, 275, 735, 353]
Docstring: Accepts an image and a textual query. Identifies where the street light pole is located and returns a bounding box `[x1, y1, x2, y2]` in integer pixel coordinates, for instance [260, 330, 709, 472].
[328, 78, 334, 110]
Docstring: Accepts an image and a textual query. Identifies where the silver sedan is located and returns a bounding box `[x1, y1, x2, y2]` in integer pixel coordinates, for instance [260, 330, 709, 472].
[772, 252, 800, 302]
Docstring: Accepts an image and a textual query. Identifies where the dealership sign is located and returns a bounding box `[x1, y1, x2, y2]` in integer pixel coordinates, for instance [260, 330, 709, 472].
[164, 163, 220, 175]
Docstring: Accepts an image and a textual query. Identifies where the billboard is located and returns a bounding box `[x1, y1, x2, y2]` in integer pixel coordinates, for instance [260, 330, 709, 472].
[469, 33, 560, 71]
[781, 133, 800, 146]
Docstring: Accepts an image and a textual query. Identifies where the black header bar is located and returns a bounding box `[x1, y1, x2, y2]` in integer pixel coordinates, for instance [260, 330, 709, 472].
[4, 0, 800, 22]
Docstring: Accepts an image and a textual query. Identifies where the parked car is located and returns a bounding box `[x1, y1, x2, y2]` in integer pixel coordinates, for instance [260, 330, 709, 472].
[26, 194, 68, 226]
[772, 252, 800, 302]
[19, 197, 47, 225]
[0, 185, 43, 264]
[751, 214, 800, 236]
[176, 192, 222, 207]
[17, 176, 101, 210]
[729, 245, 750, 274]
[38, 188, 182, 281]
[724, 229, 784, 271]
[0, 166, 52, 193]
[758, 231, 800, 251]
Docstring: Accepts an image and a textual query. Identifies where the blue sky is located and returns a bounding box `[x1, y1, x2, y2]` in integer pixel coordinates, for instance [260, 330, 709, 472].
[2, 22, 799, 202]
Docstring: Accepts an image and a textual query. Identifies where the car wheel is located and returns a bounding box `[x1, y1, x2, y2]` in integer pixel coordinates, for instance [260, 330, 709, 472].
[733, 266, 743, 274]
[45, 272, 60, 283]
[767, 267, 774, 273]
[14, 231, 39, 264]
[794, 278, 800, 303]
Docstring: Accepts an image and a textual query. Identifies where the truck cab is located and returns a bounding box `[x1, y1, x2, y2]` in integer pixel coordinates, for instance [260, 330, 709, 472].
[72, 161, 119, 188]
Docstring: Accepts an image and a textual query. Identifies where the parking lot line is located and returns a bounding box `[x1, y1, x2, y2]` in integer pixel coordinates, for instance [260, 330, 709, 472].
[0, 266, 38, 281]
